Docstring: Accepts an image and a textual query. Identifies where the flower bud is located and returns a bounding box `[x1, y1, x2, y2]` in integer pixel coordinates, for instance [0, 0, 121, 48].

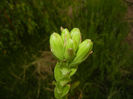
[64, 39, 75, 61]
[70, 28, 82, 52]
[50, 33, 64, 60]
[70, 39, 93, 66]
[61, 28, 71, 45]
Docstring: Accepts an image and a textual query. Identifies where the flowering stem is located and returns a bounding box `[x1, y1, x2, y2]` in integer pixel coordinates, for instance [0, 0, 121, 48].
[50, 28, 93, 99]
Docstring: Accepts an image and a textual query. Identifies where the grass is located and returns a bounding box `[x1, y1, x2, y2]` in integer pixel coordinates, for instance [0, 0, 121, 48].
[0, 0, 133, 99]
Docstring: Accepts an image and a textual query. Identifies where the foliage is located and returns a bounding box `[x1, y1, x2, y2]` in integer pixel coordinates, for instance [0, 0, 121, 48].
[0, 0, 133, 99]
[50, 28, 93, 99]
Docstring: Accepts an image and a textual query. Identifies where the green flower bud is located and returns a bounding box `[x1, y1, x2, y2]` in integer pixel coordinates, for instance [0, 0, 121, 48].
[70, 28, 82, 52]
[50, 33, 64, 60]
[61, 28, 71, 45]
[64, 39, 75, 61]
[70, 39, 93, 66]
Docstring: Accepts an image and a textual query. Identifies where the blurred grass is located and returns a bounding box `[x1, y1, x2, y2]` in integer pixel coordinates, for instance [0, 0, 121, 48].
[0, 0, 133, 99]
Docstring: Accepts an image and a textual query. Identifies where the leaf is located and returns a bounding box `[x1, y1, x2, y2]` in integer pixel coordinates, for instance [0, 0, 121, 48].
[54, 87, 61, 99]
[70, 67, 78, 77]
[54, 84, 70, 99]
[61, 84, 70, 97]
[59, 78, 71, 87]
[54, 62, 63, 81]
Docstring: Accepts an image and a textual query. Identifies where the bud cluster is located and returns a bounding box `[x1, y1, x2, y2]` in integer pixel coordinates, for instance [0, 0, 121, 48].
[50, 28, 93, 99]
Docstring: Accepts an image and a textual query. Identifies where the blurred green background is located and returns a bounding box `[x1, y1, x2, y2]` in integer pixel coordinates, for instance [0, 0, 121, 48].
[0, 0, 133, 99]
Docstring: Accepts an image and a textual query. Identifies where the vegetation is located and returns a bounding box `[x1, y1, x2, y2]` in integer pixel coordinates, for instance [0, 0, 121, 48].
[50, 28, 93, 99]
[0, 0, 133, 99]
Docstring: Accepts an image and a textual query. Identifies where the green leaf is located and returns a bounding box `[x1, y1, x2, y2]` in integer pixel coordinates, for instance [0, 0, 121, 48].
[50, 33, 64, 60]
[61, 84, 70, 97]
[59, 79, 70, 87]
[61, 28, 71, 44]
[70, 67, 78, 76]
[54, 87, 62, 99]
[64, 39, 75, 61]
[54, 62, 63, 81]
[70, 28, 82, 51]
[54, 84, 70, 99]
[70, 39, 93, 66]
